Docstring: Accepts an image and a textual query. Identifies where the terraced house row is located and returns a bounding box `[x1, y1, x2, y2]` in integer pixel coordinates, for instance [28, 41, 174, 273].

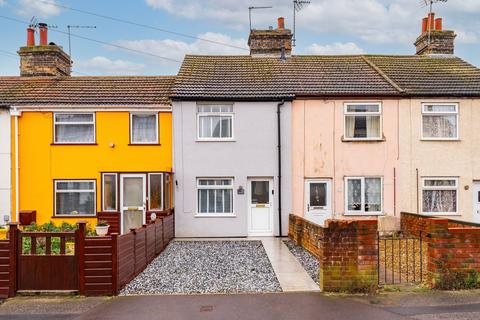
[1, 14, 479, 237]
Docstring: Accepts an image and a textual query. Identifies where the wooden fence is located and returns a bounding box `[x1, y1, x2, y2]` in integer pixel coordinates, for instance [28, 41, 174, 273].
[0, 209, 174, 298]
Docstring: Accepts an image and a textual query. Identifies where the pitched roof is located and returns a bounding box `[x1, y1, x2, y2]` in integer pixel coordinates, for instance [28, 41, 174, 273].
[172, 54, 480, 100]
[0, 76, 175, 107]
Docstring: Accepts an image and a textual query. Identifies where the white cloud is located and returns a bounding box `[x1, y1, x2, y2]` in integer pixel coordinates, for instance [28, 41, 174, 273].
[307, 42, 365, 55]
[112, 32, 248, 67]
[17, 0, 61, 18]
[76, 56, 145, 75]
[144, 0, 480, 45]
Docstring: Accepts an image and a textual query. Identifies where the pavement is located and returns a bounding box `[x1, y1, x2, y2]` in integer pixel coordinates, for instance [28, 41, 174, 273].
[1, 291, 480, 320]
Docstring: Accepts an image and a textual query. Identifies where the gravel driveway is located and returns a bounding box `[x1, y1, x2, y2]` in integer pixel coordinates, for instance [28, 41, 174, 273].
[120, 240, 281, 295]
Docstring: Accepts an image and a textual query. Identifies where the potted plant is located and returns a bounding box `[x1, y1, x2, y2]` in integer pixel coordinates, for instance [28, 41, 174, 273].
[95, 220, 110, 236]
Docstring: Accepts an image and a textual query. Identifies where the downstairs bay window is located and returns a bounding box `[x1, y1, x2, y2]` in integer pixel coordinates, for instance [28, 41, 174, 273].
[55, 180, 96, 216]
[345, 177, 382, 215]
[197, 178, 234, 216]
[422, 178, 458, 215]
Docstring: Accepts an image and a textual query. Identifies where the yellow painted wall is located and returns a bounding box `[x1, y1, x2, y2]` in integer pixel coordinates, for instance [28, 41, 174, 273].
[11, 111, 172, 226]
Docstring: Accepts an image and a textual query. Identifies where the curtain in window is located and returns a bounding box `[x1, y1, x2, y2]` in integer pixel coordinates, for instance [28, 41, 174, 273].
[366, 116, 380, 138]
[132, 114, 156, 143]
[345, 116, 356, 138]
[347, 179, 362, 211]
[365, 178, 381, 212]
[423, 115, 456, 138]
[345, 116, 380, 138]
[423, 190, 456, 212]
[55, 124, 94, 143]
[56, 192, 95, 215]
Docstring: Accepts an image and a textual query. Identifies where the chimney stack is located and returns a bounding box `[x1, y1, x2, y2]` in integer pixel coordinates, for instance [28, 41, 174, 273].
[18, 23, 72, 77]
[248, 17, 293, 58]
[415, 13, 456, 55]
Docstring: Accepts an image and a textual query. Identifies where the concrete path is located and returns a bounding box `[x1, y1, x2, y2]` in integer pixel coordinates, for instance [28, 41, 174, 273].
[76, 293, 407, 320]
[258, 237, 320, 292]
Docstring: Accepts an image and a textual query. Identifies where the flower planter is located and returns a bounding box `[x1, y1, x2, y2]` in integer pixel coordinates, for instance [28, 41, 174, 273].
[95, 225, 110, 236]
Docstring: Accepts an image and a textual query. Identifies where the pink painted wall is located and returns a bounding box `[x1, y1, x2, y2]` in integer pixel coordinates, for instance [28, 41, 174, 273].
[292, 99, 399, 220]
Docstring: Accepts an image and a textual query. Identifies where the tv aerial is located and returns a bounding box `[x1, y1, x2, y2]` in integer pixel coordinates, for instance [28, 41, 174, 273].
[420, 0, 448, 45]
[248, 6, 273, 31]
[293, 0, 310, 46]
[67, 25, 97, 60]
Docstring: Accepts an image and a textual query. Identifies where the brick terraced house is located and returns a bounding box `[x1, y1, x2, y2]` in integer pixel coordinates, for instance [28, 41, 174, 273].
[0, 25, 175, 233]
[172, 14, 480, 237]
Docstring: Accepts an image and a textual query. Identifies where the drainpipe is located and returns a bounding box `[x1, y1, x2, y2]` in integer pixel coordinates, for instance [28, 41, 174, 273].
[10, 107, 21, 223]
[277, 100, 285, 237]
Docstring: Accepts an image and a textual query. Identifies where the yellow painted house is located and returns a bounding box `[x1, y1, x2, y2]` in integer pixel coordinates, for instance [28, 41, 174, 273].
[1, 28, 175, 234]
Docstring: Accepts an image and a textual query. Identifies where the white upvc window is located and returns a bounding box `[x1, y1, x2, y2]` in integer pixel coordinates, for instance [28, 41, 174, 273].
[197, 104, 234, 140]
[345, 177, 383, 215]
[130, 113, 159, 144]
[344, 103, 382, 140]
[422, 177, 458, 215]
[55, 180, 96, 216]
[54, 113, 95, 144]
[196, 178, 234, 216]
[102, 173, 117, 212]
[148, 173, 164, 211]
[422, 103, 459, 140]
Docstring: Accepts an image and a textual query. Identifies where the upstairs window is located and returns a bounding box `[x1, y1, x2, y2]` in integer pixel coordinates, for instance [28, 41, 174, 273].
[422, 103, 458, 140]
[54, 113, 95, 144]
[344, 103, 382, 140]
[197, 104, 233, 140]
[130, 113, 158, 144]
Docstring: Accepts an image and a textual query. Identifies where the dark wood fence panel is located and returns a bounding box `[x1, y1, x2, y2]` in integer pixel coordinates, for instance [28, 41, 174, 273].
[155, 221, 164, 255]
[97, 212, 120, 235]
[117, 233, 135, 290]
[0, 239, 11, 298]
[17, 230, 78, 291]
[146, 225, 156, 263]
[82, 236, 115, 296]
[133, 228, 147, 275]
[163, 214, 174, 244]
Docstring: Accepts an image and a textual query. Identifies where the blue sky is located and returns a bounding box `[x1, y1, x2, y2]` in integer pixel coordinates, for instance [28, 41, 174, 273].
[0, 0, 479, 76]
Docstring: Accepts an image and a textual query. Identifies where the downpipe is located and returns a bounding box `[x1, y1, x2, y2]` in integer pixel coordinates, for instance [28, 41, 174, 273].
[277, 100, 285, 237]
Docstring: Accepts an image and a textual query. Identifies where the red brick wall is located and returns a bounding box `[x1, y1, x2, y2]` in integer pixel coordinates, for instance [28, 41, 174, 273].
[288, 214, 378, 292]
[400, 212, 480, 288]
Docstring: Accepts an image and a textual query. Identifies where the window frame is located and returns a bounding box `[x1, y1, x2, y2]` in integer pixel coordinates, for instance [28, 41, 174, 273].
[53, 112, 96, 144]
[148, 173, 164, 211]
[421, 177, 459, 215]
[196, 104, 234, 141]
[344, 176, 383, 215]
[102, 173, 118, 212]
[195, 177, 235, 217]
[421, 103, 459, 141]
[54, 179, 96, 217]
[343, 102, 382, 141]
[129, 112, 159, 145]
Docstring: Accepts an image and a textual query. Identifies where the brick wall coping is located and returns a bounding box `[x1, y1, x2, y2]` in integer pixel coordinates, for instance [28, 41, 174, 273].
[401, 212, 480, 228]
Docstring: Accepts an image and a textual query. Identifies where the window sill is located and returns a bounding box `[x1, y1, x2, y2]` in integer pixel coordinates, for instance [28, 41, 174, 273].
[196, 139, 236, 142]
[420, 138, 460, 142]
[194, 214, 236, 218]
[51, 215, 97, 218]
[422, 212, 461, 216]
[341, 137, 385, 143]
[51, 143, 98, 146]
[343, 212, 385, 216]
[128, 143, 161, 146]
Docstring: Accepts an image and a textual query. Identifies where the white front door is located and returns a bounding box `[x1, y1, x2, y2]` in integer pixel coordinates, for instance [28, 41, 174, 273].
[473, 182, 480, 223]
[120, 174, 146, 234]
[305, 179, 332, 226]
[248, 178, 274, 236]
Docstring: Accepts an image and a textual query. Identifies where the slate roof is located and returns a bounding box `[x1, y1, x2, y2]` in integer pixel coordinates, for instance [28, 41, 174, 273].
[0, 76, 175, 106]
[172, 54, 480, 100]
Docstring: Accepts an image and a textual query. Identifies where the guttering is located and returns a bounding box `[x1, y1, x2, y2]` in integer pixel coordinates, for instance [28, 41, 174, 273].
[10, 107, 21, 223]
[277, 100, 285, 237]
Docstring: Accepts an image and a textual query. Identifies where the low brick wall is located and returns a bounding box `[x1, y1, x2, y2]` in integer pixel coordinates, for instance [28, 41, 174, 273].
[289, 214, 378, 292]
[401, 212, 480, 289]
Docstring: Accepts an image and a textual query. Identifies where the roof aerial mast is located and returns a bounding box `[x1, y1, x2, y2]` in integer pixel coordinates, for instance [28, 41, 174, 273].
[248, 6, 273, 31]
[420, 0, 448, 45]
[293, 0, 310, 47]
